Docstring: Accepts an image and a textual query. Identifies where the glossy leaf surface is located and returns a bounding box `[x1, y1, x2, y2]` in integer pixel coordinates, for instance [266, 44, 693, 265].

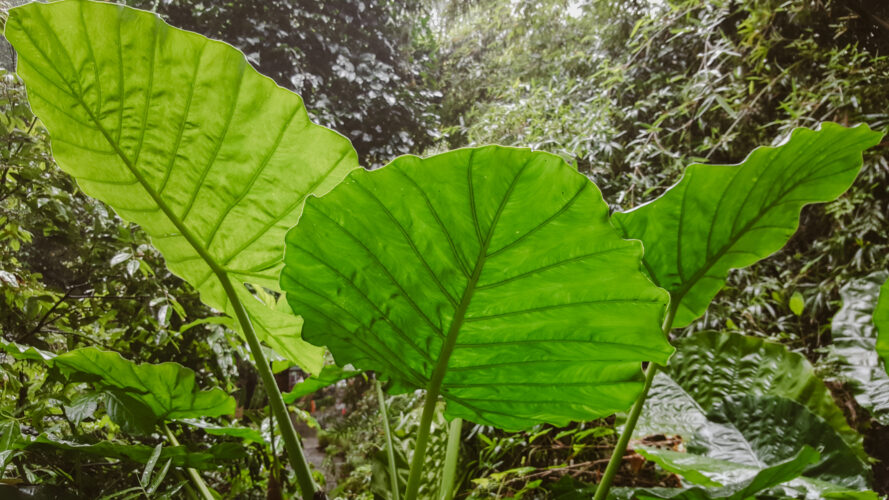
[281, 146, 672, 430]
[613, 123, 882, 327]
[5, 0, 360, 372]
[830, 272, 889, 424]
[635, 332, 871, 497]
[637, 331, 862, 454]
[619, 446, 820, 499]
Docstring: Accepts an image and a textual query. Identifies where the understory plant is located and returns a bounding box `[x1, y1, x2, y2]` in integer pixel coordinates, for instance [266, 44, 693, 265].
[2, 1, 886, 499]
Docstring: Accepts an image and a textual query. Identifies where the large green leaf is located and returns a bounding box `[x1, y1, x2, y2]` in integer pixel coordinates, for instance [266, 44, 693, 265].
[612, 123, 882, 327]
[281, 146, 673, 430]
[634, 332, 871, 498]
[5, 0, 360, 373]
[638, 331, 863, 455]
[876, 277, 889, 373]
[10, 433, 244, 470]
[830, 272, 889, 424]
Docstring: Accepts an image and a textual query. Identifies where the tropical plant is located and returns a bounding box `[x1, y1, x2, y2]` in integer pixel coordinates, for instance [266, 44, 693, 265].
[279, 121, 881, 499]
[3, 0, 886, 499]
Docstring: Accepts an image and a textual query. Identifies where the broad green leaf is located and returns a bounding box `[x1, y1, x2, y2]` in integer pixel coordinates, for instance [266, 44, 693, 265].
[281, 146, 673, 430]
[708, 395, 867, 489]
[5, 0, 360, 373]
[612, 123, 882, 327]
[635, 332, 871, 498]
[637, 331, 863, 456]
[282, 365, 362, 404]
[876, 277, 889, 373]
[616, 446, 820, 499]
[830, 272, 889, 424]
[12, 433, 245, 470]
[51, 347, 235, 421]
[2, 341, 235, 423]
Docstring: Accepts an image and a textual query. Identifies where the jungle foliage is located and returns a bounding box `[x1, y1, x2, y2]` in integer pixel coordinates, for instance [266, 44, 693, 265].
[1, 0, 889, 499]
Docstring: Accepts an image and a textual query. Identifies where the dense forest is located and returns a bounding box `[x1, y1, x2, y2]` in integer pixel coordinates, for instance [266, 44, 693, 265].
[1, 0, 889, 498]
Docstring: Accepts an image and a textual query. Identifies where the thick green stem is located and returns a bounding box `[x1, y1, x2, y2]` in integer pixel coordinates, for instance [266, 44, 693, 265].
[439, 417, 462, 500]
[162, 423, 214, 500]
[593, 304, 677, 500]
[404, 380, 442, 500]
[376, 379, 401, 500]
[217, 274, 317, 499]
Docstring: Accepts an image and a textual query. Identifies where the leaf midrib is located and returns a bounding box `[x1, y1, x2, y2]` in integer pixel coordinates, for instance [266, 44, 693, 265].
[640, 135, 869, 315]
[19, 13, 232, 287]
[423, 156, 532, 402]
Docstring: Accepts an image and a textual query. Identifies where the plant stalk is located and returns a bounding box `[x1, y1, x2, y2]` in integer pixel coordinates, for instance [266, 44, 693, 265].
[375, 379, 401, 500]
[162, 423, 215, 500]
[439, 417, 462, 500]
[217, 274, 317, 499]
[404, 381, 441, 499]
[592, 304, 677, 500]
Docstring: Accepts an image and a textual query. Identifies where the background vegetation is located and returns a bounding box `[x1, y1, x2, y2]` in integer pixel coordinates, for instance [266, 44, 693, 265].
[1, 0, 888, 497]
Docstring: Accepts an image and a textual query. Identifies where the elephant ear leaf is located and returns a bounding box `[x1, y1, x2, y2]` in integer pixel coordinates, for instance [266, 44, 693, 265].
[876, 277, 889, 374]
[280, 146, 673, 430]
[612, 123, 883, 327]
[5, 0, 360, 373]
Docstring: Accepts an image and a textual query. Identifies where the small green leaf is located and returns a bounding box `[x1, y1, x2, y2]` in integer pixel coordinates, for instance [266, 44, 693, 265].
[64, 392, 103, 426]
[147, 459, 173, 496]
[790, 291, 805, 316]
[612, 123, 883, 327]
[181, 420, 265, 444]
[141, 443, 164, 486]
[875, 278, 889, 374]
[281, 146, 672, 430]
[282, 365, 362, 404]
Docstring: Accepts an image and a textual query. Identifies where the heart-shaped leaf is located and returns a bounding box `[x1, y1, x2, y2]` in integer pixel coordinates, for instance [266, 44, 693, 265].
[52, 347, 235, 421]
[0, 340, 234, 423]
[612, 123, 882, 327]
[281, 146, 673, 430]
[5, 0, 360, 372]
